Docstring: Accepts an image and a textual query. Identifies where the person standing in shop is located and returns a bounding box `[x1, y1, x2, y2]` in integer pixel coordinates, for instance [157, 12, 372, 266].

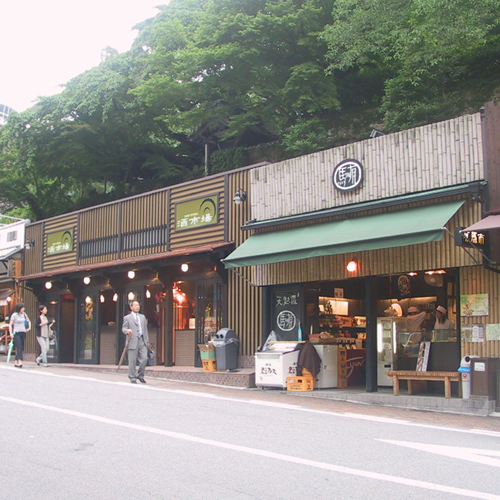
[406, 306, 426, 333]
[35, 305, 55, 367]
[9, 302, 30, 368]
[122, 300, 150, 384]
[434, 305, 455, 330]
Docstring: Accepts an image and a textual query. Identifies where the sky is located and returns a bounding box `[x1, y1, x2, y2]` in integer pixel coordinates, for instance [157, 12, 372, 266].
[0, 1, 166, 112]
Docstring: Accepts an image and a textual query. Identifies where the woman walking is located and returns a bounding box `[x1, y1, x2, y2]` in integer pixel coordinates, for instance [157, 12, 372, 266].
[35, 305, 55, 367]
[9, 302, 30, 368]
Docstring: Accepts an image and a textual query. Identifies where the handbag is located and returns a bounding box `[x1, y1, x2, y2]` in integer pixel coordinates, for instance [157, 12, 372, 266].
[147, 348, 155, 366]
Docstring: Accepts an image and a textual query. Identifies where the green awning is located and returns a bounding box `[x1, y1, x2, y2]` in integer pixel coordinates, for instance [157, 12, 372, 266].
[223, 200, 464, 269]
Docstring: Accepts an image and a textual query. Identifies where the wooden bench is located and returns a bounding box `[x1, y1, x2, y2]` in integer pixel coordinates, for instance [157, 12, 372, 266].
[386, 370, 461, 398]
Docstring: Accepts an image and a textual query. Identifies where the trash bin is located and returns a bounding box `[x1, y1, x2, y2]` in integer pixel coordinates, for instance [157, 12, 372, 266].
[470, 358, 500, 400]
[212, 328, 239, 370]
[458, 355, 479, 399]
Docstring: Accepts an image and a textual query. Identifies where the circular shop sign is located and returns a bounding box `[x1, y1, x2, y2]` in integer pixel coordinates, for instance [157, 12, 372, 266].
[276, 310, 297, 332]
[332, 159, 364, 192]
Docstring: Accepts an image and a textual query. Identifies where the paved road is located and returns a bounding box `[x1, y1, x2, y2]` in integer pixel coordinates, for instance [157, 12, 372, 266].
[1, 364, 500, 500]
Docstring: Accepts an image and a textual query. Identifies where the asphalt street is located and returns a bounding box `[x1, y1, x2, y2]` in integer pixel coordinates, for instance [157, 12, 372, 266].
[1, 363, 500, 500]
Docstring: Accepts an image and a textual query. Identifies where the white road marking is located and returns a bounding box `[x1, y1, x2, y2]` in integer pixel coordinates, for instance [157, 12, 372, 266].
[2, 365, 500, 438]
[1, 395, 500, 500]
[379, 439, 500, 468]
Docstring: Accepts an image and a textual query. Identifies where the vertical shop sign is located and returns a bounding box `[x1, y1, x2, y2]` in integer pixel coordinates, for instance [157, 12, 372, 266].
[271, 289, 301, 341]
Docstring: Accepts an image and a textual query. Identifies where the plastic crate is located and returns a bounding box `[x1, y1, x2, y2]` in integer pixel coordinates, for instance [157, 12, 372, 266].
[286, 376, 314, 392]
[202, 359, 217, 372]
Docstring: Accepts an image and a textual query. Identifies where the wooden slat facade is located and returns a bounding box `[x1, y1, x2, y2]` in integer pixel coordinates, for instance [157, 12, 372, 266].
[169, 177, 225, 249]
[41, 214, 78, 270]
[461, 266, 500, 359]
[250, 113, 484, 221]
[22, 168, 262, 361]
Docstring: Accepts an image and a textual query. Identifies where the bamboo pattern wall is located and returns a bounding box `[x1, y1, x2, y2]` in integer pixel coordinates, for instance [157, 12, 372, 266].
[254, 197, 482, 286]
[227, 170, 263, 362]
[250, 113, 484, 221]
[461, 266, 500, 358]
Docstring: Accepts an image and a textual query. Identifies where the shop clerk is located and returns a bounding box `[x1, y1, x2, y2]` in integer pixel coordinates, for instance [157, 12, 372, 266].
[434, 305, 455, 330]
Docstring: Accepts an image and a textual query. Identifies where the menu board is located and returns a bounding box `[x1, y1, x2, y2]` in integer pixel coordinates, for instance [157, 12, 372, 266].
[271, 288, 301, 341]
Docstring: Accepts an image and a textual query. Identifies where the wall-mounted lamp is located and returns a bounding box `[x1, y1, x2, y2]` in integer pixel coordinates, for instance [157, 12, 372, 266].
[127, 291, 135, 301]
[145, 289, 151, 299]
[407, 272, 418, 277]
[127, 271, 136, 280]
[99, 294, 105, 303]
[233, 188, 247, 205]
[25, 238, 35, 249]
[181, 263, 189, 273]
[45, 281, 53, 290]
[346, 259, 358, 273]
[83, 276, 91, 285]
[112, 293, 118, 302]
[85, 296, 92, 304]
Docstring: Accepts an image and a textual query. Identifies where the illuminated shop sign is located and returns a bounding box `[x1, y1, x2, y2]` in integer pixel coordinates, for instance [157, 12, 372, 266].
[175, 195, 219, 231]
[332, 159, 363, 192]
[455, 227, 486, 247]
[46, 229, 74, 255]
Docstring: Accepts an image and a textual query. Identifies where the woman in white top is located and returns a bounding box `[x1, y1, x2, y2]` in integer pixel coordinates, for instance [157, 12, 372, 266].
[35, 305, 55, 367]
[434, 305, 455, 330]
[9, 302, 31, 368]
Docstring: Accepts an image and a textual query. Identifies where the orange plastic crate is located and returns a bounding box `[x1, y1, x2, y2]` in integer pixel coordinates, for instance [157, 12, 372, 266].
[202, 359, 217, 372]
[286, 376, 314, 392]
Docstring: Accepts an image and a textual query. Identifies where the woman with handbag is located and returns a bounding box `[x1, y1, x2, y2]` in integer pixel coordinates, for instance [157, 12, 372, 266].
[9, 302, 31, 368]
[35, 305, 55, 367]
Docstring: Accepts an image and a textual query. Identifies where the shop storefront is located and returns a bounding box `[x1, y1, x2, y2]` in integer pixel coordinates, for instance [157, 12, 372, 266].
[20, 170, 261, 367]
[224, 106, 500, 393]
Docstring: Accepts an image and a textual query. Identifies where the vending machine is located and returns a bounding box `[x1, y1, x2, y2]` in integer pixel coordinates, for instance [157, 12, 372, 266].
[377, 317, 401, 386]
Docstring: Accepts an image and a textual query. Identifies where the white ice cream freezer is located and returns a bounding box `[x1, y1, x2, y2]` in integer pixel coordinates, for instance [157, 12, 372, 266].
[255, 342, 302, 388]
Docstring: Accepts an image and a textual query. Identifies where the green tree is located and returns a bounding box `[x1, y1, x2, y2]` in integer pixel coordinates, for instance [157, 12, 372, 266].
[133, 0, 338, 155]
[323, 0, 500, 129]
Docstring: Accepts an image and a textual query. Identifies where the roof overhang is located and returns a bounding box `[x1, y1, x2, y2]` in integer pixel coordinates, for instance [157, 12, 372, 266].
[21, 242, 234, 282]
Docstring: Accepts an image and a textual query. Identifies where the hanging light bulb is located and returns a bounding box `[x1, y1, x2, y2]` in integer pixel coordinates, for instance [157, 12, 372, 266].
[45, 282, 53, 290]
[146, 289, 151, 299]
[127, 291, 135, 301]
[112, 293, 118, 302]
[100, 294, 105, 303]
[83, 276, 91, 285]
[128, 271, 135, 279]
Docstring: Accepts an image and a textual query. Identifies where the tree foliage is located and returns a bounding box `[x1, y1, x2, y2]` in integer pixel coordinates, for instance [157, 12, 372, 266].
[0, 0, 499, 220]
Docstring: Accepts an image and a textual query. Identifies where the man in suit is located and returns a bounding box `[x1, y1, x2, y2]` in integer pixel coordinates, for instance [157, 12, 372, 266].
[122, 300, 150, 384]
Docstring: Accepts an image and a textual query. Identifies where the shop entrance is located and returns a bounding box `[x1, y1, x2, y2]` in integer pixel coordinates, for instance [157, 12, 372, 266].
[171, 279, 224, 367]
[77, 293, 98, 364]
[267, 269, 459, 391]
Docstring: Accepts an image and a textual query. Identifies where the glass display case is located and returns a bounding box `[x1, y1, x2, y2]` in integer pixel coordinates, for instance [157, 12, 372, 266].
[377, 317, 409, 386]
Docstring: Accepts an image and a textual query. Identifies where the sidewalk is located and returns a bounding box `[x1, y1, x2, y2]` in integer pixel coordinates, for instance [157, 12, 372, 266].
[41, 361, 499, 417]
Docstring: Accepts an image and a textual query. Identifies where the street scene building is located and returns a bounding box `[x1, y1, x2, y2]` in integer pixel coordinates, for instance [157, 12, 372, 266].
[17, 101, 500, 404]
